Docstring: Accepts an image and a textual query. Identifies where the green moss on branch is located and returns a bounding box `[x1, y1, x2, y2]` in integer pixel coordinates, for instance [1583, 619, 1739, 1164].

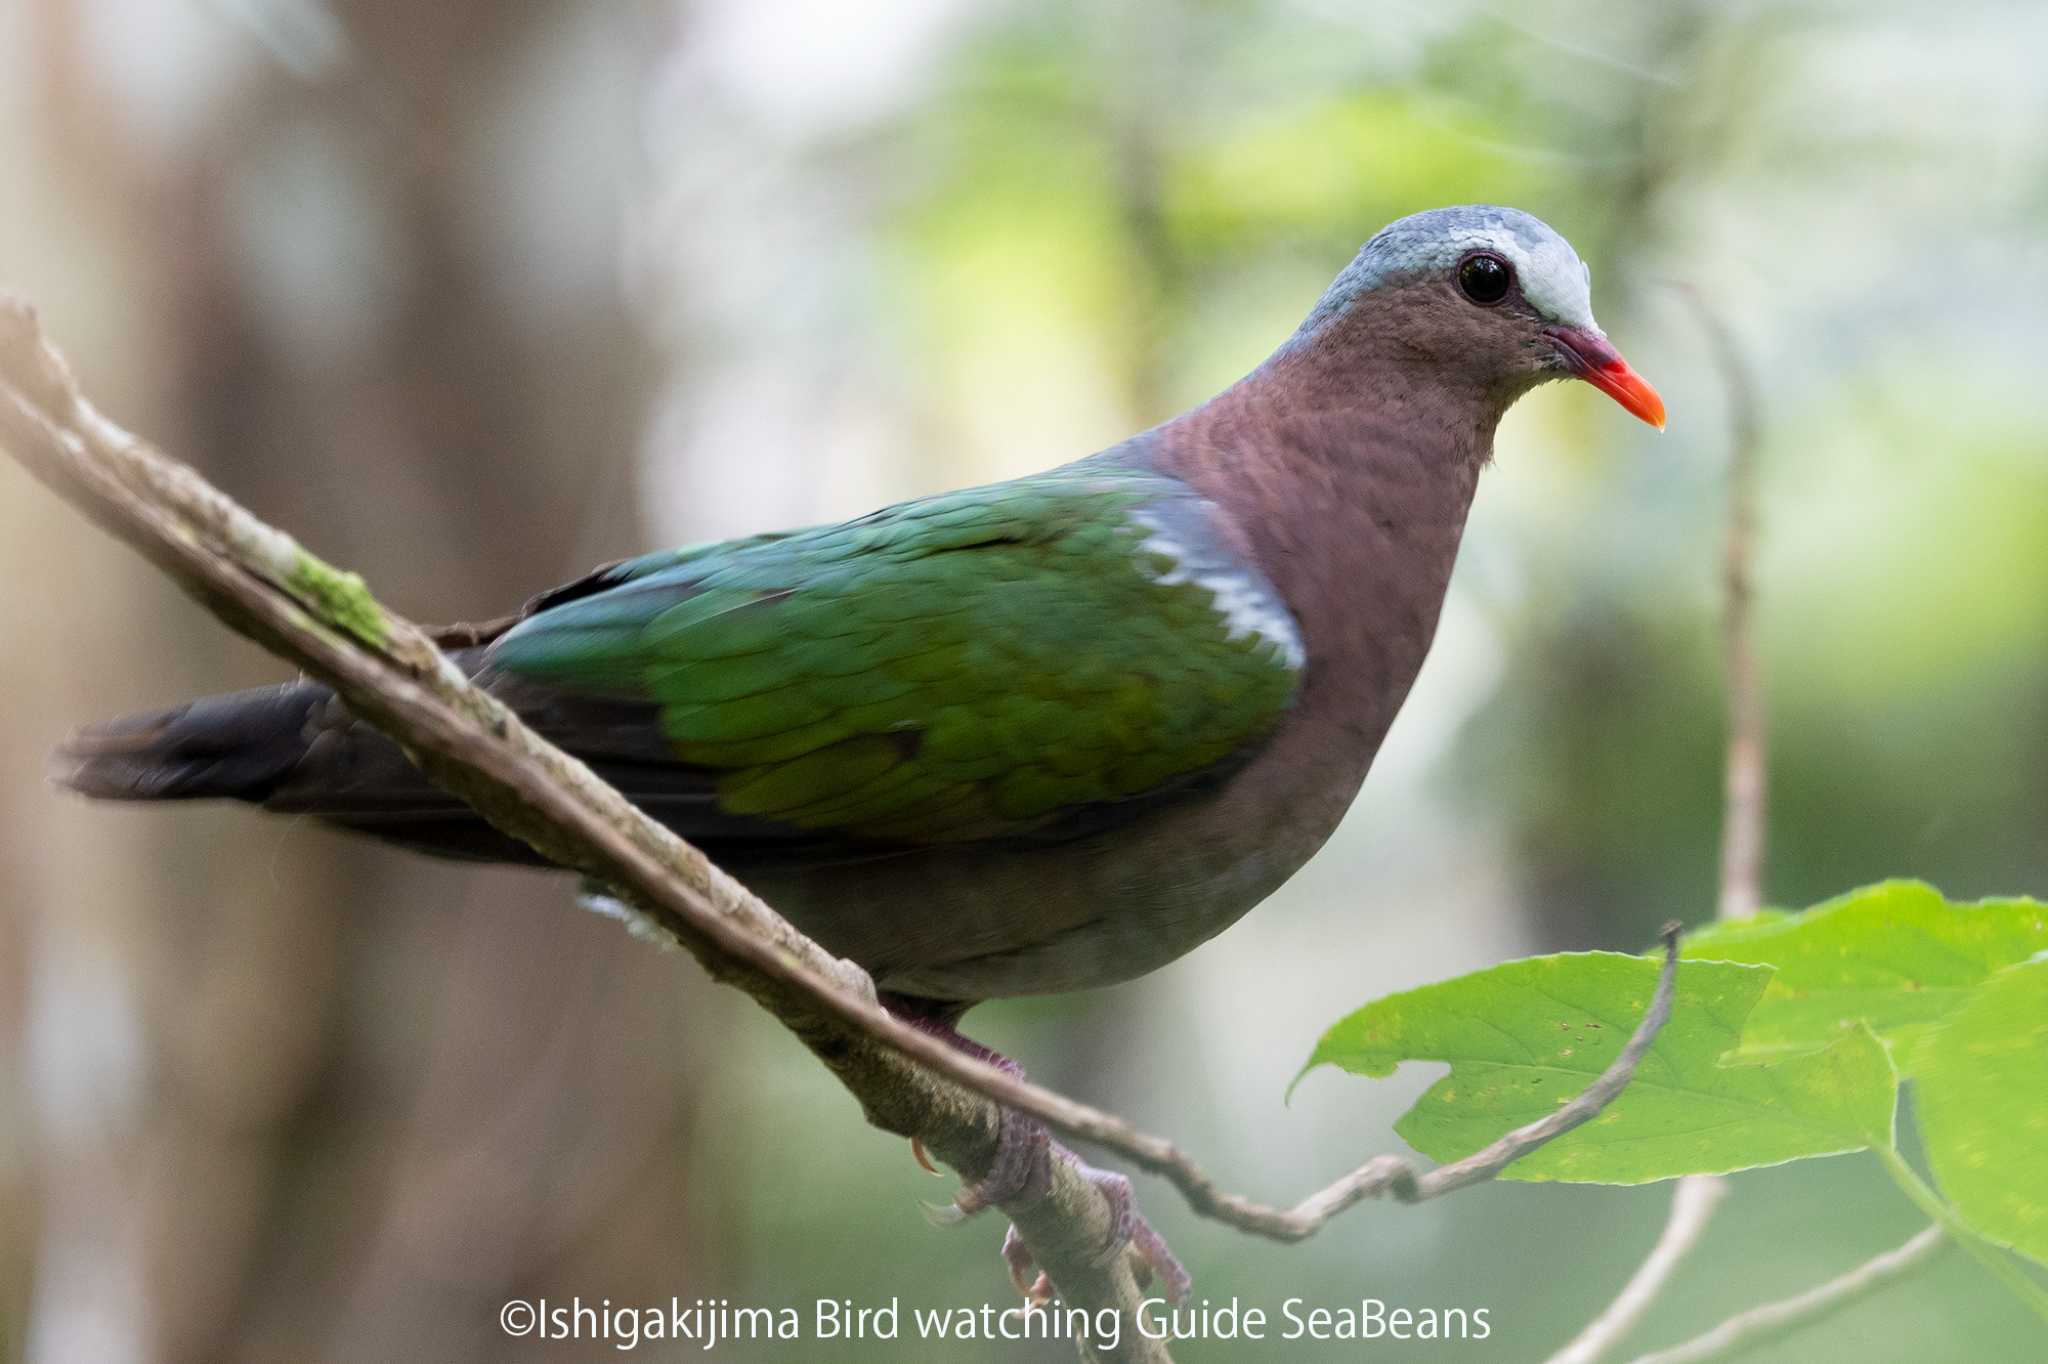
[287, 553, 389, 647]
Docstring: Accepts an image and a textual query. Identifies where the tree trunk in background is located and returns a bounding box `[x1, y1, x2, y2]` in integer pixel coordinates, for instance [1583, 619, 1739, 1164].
[5, 5, 718, 1362]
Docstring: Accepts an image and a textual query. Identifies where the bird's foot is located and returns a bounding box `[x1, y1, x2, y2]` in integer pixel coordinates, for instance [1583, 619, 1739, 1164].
[883, 999, 1188, 1306]
[915, 1056, 1052, 1220]
[998, 1144, 1191, 1307]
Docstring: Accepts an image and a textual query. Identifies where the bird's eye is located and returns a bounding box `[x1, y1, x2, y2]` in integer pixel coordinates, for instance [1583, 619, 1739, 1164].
[1457, 252, 1513, 306]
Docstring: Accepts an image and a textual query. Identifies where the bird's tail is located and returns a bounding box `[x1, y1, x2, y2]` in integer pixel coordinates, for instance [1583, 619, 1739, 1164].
[50, 670, 685, 866]
[49, 684, 324, 804]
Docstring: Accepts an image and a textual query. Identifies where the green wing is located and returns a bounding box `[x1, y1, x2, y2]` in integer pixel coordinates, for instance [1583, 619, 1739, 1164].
[487, 465, 1303, 845]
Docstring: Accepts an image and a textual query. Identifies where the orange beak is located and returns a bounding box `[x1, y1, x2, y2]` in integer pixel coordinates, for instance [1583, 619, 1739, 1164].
[1545, 326, 1666, 430]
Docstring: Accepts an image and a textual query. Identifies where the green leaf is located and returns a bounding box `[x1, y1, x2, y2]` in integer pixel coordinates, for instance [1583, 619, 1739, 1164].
[1682, 881, 2048, 1062]
[1916, 956, 2048, 1268]
[1298, 952, 1896, 1184]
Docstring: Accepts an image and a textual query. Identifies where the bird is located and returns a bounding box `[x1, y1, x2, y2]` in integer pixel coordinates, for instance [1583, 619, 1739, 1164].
[52, 204, 1663, 1300]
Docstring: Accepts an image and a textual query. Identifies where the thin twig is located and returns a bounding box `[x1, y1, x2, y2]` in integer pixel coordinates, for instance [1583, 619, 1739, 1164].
[1684, 289, 1768, 923]
[1688, 295, 1772, 1353]
[1272, 925, 1684, 1232]
[1552, 287, 1771, 1364]
[1544, 1176, 1730, 1364]
[1624, 1226, 1946, 1364]
[0, 295, 1683, 1332]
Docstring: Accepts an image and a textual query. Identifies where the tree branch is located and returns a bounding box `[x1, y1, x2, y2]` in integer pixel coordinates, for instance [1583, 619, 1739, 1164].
[1624, 1226, 1946, 1364]
[2, 294, 1680, 1357]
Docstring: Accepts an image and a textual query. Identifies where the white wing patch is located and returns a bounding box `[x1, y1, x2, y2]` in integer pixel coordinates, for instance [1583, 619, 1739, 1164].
[1130, 511, 1307, 670]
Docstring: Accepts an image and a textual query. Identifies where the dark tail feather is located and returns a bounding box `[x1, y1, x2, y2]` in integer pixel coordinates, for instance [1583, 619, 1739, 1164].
[52, 676, 757, 867]
[50, 681, 552, 862]
[50, 685, 323, 803]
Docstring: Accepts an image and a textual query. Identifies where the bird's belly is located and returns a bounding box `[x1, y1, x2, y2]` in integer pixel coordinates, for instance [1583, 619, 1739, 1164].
[729, 745, 1363, 1001]
[738, 846, 1282, 1001]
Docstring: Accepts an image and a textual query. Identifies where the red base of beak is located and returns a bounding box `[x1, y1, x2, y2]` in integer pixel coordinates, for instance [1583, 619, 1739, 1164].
[1545, 326, 1665, 430]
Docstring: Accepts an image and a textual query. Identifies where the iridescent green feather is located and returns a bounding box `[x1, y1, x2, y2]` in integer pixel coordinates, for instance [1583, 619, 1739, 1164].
[489, 466, 1301, 843]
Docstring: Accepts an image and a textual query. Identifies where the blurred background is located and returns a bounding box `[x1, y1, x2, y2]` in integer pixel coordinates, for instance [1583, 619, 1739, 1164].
[2, 0, 2045, 1360]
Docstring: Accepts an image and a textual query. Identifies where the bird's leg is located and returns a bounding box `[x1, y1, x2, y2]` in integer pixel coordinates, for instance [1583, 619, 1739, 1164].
[881, 995, 1189, 1306]
[994, 1144, 1191, 1307]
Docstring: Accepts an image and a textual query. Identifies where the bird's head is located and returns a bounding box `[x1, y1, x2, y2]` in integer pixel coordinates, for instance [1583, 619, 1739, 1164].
[1301, 205, 1665, 430]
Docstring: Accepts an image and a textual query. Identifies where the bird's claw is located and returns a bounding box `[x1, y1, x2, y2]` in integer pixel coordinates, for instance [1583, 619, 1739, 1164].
[1001, 1226, 1054, 1305]
[1069, 1157, 1192, 1306]
[932, 1113, 1191, 1307]
[911, 1103, 1046, 1224]
[918, 1198, 967, 1228]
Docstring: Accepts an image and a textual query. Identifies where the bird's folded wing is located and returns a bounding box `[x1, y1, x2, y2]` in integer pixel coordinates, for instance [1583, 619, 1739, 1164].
[484, 467, 1304, 847]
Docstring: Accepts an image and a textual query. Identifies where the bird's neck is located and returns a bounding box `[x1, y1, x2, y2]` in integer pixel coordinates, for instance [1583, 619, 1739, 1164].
[1146, 324, 1504, 757]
